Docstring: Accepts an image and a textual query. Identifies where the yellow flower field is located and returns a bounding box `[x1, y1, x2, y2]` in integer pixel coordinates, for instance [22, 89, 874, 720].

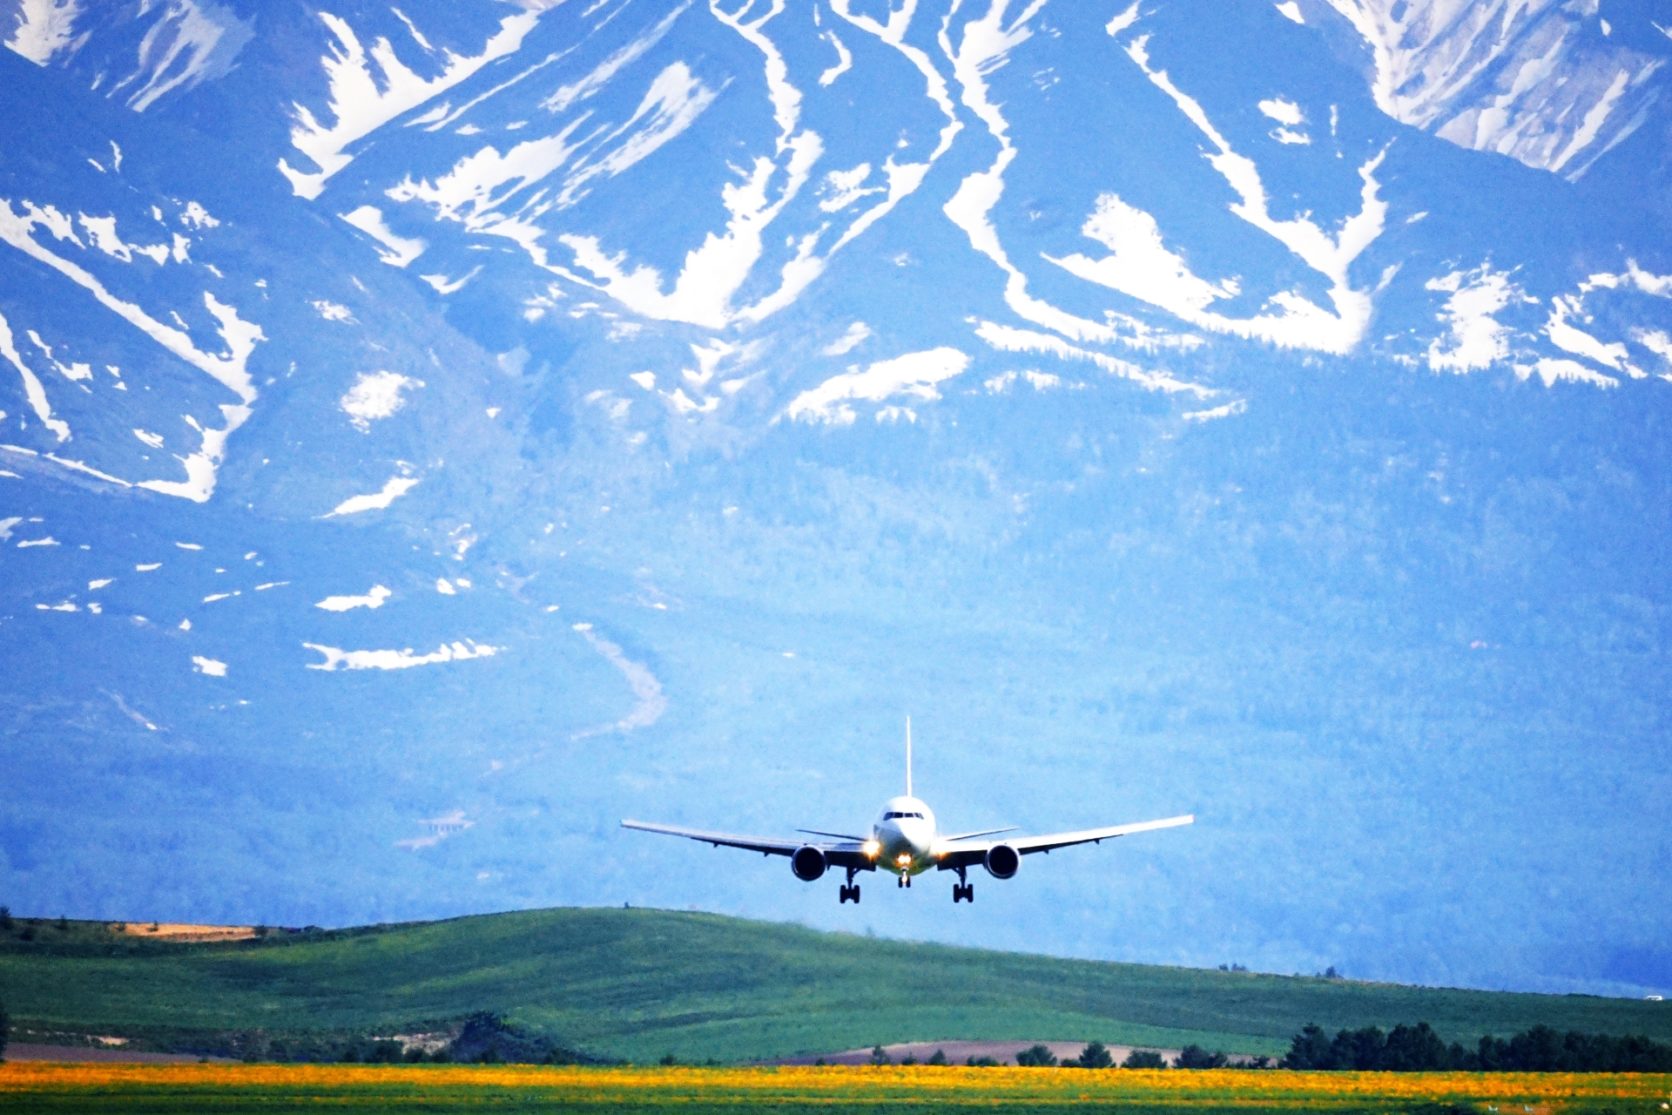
[2, 1061, 1668, 1113]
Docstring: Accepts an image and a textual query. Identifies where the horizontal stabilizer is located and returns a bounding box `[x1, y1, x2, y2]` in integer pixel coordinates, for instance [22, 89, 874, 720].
[938, 826, 1018, 843]
[797, 828, 867, 841]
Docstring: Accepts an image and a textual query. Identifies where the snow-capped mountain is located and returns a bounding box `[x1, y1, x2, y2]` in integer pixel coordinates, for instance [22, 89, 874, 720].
[2, 0, 1668, 998]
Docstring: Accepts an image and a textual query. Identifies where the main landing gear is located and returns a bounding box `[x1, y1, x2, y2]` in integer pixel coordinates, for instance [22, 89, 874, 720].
[839, 866, 862, 904]
[951, 865, 974, 903]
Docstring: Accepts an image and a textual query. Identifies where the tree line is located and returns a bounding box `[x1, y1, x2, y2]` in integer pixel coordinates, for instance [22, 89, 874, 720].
[1281, 1022, 1672, 1072]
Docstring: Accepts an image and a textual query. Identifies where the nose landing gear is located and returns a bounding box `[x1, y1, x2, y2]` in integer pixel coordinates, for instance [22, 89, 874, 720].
[896, 873, 913, 888]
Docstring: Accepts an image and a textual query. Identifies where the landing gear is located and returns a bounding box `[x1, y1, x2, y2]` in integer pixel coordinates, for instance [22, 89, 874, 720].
[896, 873, 913, 888]
[839, 884, 861, 903]
[953, 882, 974, 903]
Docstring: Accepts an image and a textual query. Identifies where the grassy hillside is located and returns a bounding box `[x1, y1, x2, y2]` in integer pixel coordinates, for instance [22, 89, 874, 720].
[1, 908, 1667, 1064]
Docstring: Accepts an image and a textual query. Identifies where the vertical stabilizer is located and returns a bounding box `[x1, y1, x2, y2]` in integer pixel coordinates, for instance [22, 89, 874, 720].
[905, 715, 913, 797]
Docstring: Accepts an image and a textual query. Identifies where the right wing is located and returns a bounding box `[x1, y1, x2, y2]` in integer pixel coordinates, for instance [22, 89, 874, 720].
[934, 814, 1194, 869]
[621, 819, 876, 869]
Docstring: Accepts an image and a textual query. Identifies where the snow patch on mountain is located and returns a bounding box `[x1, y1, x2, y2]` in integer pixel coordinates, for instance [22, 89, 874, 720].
[115, 0, 253, 112]
[1087, 29, 1391, 356]
[5, 0, 84, 65]
[77, 214, 171, 264]
[973, 320, 1213, 398]
[550, 53, 806, 328]
[1051, 192, 1242, 318]
[191, 654, 227, 677]
[324, 474, 421, 517]
[341, 206, 426, 267]
[26, 330, 92, 382]
[315, 584, 392, 612]
[340, 370, 423, 431]
[542, 1, 687, 115]
[303, 639, 502, 671]
[1517, 356, 1619, 388]
[1259, 95, 1311, 143]
[818, 25, 852, 86]
[822, 321, 872, 356]
[785, 346, 970, 426]
[0, 200, 262, 407]
[1424, 265, 1522, 372]
[1505, 262, 1672, 385]
[279, 8, 544, 199]
[0, 307, 70, 441]
[943, 0, 1141, 354]
[1320, 0, 1666, 180]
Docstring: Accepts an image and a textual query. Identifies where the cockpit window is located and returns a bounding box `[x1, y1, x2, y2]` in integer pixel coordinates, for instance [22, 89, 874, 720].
[884, 811, 924, 820]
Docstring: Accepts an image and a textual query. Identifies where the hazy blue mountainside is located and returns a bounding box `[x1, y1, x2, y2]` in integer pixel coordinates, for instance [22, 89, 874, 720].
[0, 0, 1668, 999]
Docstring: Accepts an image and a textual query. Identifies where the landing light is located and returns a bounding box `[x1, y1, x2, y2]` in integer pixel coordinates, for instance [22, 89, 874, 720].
[862, 840, 880, 858]
[896, 853, 912, 867]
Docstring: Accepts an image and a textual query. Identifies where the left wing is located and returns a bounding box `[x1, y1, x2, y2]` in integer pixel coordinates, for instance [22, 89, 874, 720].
[621, 819, 876, 869]
[934, 813, 1194, 869]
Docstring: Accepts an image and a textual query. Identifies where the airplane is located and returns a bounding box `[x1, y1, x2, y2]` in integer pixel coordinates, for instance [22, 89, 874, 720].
[622, 720, 1194, 904]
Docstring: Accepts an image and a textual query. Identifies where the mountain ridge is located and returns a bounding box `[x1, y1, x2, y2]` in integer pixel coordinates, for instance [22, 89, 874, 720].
[0, 0, 1667, 999]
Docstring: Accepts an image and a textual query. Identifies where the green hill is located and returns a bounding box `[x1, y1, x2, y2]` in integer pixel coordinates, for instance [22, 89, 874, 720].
[2, 908, 1667, 1064]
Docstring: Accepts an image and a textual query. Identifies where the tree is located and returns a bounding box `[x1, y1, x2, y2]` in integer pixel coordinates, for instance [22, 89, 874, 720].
[926, 1049, 948, 1066]
[1331, 1026, 1388, 1071]
[1015, 1044, 1057, 1067]
[1508, 1025, 1564, 1072]
[1176, 1044, 1228, 1069]
[869, 1044, 890, 1066]
[0, 906, 12, 932]
[1383, 1023, 1450, 1072]
[1075, 1041, 1113, 1069]
[0, 996, 8, 1063]
[1282, 1024, 1334, 1070]
[1122, 1049, 1168, 1069]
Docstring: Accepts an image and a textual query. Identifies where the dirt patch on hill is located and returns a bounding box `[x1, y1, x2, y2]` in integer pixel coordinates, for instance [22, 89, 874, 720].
[771, 1039, 1173, 1066]
[111, 922, 259, 942]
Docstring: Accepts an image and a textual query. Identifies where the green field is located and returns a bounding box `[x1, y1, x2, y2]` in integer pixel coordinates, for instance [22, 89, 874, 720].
[2, 908, 1668, 1063]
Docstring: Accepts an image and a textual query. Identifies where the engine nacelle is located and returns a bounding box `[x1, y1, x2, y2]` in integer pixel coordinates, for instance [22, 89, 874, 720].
[983, 844, 1020, 880]
[791, 845, 828, 882]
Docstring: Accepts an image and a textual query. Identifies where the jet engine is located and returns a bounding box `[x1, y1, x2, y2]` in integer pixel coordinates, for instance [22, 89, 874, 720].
[791, 845, 828, 881]
[983, 844, 1020, 880]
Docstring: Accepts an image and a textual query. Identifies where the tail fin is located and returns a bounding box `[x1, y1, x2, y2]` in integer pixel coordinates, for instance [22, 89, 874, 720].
[905, 715, 913, 797]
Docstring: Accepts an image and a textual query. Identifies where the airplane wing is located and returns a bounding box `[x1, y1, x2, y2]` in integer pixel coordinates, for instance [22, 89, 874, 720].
[934, 813, 1194, 868]
[621, 819, 876, 869]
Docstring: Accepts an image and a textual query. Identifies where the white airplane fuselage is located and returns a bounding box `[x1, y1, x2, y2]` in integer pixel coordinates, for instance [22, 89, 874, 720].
[873, 794, 936, 877]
